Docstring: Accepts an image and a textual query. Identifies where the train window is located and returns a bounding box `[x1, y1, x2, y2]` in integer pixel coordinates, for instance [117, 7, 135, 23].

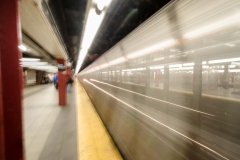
[202, 58, 240, 99]
[122, 68, 146, 86]
[115, 71, 121, 82]
[150, 66, 164, 89]
[109, 71, 112, 81]
[111, 71, 115, 82]
[101, 72, 108, 81]
[169, 64, 193, 92]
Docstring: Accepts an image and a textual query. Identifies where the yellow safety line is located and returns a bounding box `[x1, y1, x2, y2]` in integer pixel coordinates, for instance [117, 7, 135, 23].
[76, 80, 123, 160]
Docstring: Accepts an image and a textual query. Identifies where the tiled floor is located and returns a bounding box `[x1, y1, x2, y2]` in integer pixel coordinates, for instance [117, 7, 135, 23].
[23, 84, 51, 98]
[76, 81, 123, 160]
[23, 83, 77, 160]
[23, 81, 122, 160]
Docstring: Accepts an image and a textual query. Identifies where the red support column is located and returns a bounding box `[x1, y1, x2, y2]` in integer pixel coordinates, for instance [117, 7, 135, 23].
[0, 0, 24, 160]
[57, 59, 66, 106]
[0, 55, 4, 159]
[58, 71, 66, 106]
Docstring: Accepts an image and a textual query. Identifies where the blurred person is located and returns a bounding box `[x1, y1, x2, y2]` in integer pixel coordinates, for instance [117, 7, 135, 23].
[53, 73, 58, 89]
[66, 76, 73, 92]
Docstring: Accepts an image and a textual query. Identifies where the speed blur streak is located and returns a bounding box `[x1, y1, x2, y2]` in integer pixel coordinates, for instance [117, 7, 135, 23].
[89, 79, 215, 117]
[78, 1, 240, 160]
[84, 79, 228, 160]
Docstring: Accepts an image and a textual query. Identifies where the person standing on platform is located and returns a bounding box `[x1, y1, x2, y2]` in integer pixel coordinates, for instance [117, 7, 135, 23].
[66, 76, 73, 92]
[53, 73, 58, 89]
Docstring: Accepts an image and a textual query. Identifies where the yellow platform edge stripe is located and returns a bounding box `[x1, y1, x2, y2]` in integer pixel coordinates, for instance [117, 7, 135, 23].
[75, 80, 123, 160]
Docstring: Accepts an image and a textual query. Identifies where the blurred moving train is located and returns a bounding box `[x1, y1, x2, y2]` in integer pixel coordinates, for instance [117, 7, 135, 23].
[78, 0, 240, 159]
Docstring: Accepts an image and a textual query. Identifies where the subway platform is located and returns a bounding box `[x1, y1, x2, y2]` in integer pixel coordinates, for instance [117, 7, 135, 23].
[23, 81, 122, 160]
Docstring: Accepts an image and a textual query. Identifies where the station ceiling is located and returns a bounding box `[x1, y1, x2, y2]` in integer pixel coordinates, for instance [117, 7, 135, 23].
[20, 0, 171, 72]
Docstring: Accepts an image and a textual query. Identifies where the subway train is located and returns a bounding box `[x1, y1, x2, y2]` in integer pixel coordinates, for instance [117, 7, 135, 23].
[78, 0, 240, 160]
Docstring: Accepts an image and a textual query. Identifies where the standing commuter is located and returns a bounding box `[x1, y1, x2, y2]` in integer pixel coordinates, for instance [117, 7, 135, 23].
[66, 76, 73, 92]
[53, 73, 58, 89]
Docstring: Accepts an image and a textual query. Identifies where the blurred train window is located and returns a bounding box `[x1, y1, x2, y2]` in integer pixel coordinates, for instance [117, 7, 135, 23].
[122, 68, 146, 86]
[102, 72, 108, 81]
[115, 70, 121, 82]
[109, 71, 112, 81]
[202, 58, 240, 99]
[169, 63, 193, 92]
[150, 66, 164, 89]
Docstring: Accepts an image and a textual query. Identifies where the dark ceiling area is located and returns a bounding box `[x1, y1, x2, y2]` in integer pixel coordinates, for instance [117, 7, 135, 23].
[47, 0, 171, 71]
[47, 0, 87, 68]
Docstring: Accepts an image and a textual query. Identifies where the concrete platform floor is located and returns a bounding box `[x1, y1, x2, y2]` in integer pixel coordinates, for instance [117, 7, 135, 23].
[23, 81, 122, 160]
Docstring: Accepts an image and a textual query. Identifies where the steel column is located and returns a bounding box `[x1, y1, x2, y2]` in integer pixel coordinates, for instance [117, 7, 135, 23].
[0, 0, 24, 159]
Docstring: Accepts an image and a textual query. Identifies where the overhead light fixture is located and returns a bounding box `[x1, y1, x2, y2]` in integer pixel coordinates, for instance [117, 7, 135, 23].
[97, 4, 105, 11]
[20, 62, 48, 66]
[94, 0, 112, 11]
[75, 5, 110, 74]
[29, 65, 57, 71]
[209, 57, 240, 64]
[202, 61, 207, 64]
[18, 45, 27, 51]
[20, 58, 40, 62]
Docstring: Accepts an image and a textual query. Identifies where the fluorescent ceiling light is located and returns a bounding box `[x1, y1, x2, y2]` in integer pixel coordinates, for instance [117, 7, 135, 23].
[184, 13, 240, 39]
[30, 65, 57, 69]
[94, 0, 112, 9]
[18, 45, 27, 51]
[202, 61, 207, 64]
[97, 4, 105, 11]
[21, 62, 48, 66]
[209, 57, 240, 64]
[127, 39, 177, 59]
[20, 58, 40, 62]
[183, 63, 194, 66]
[75, 7, 107, 74]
